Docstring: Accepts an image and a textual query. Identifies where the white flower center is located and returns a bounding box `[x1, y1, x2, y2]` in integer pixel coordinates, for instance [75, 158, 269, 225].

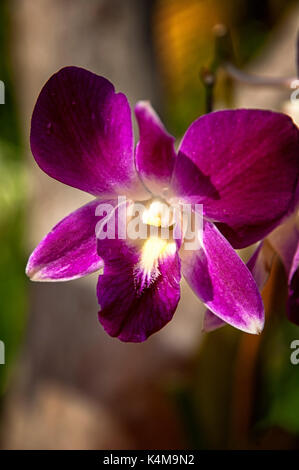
[133, 200, 178, 286]
[142, 199, 174, 228]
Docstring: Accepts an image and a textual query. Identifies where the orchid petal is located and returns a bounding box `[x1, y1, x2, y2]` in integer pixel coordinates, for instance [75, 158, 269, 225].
[288, 241, 299, 324]
[30, 66, 148, 199]
[26, 199, 104, 281]
[135, 101, 176, 195]
[96, 204, 181, 341]
[204, 241, 274, 332]
[268, 212, 299, 324]
[172, 109, 299, 248]
[268, 212, 299, 274]
[181, 221, 264, 334]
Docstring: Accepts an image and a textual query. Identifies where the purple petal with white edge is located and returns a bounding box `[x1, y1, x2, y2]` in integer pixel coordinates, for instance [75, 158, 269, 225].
[204, 241, 274, 332]
[135, 101, 176, 195]
[31, 66, 148, 199]
[26, 199, 105, 281]
[288, 241, 299, 324]
[181, 220, 264, 334]
[97, 224, 181, 342]
[172, 109, 299, 248]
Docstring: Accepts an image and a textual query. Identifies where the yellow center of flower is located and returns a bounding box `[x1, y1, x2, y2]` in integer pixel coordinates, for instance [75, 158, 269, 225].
[140, 236, 176, 275]
[142, 200, 174, 228]
[138, 200, 175, 280]
[133, 200, 178, 287]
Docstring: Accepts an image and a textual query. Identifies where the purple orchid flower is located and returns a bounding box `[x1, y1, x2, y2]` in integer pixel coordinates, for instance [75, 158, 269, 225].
[26, 66, 299, 342]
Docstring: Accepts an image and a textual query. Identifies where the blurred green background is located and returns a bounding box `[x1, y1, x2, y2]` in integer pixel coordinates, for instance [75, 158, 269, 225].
[0, 0, 298, 450]
[0, 0, 26, 397]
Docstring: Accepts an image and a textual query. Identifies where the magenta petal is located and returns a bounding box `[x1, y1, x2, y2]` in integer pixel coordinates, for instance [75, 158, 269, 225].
[268, 213, 299, 324]
[97, 235, 181, 342]
[246, 241, 274, 291]
[172, 109, 299, 248]
[269, 213, 299, 274]
[26, 199, 103, 281]
[182, 221, 264, 334]
[31, 66, 148, 198]
[288, 241, 299, 324]
[289, 241, 299, 283]
[204, 310, 226, 332]
[135, 101, 176, 195]
[204, 241, 273, 332]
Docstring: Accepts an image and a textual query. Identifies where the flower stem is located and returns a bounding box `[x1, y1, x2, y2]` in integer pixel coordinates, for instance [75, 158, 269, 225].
[200, 67, 215, 114]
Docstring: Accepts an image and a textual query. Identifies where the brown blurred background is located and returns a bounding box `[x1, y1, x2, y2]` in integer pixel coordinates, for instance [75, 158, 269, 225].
[0, 0, 298, 450]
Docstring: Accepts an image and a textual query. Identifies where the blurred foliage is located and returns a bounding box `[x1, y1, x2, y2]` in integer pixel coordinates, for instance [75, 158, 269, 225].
[153, 0, 297, 134]
[256, 267, 299, 437]
[258, 319, 299, 435]
[172, 261, 299, 449]
[0, 2, 21, 147]
[153, 0, 224, 134]
[0, 1, 27, 397]
[173, 327, 241, 449]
